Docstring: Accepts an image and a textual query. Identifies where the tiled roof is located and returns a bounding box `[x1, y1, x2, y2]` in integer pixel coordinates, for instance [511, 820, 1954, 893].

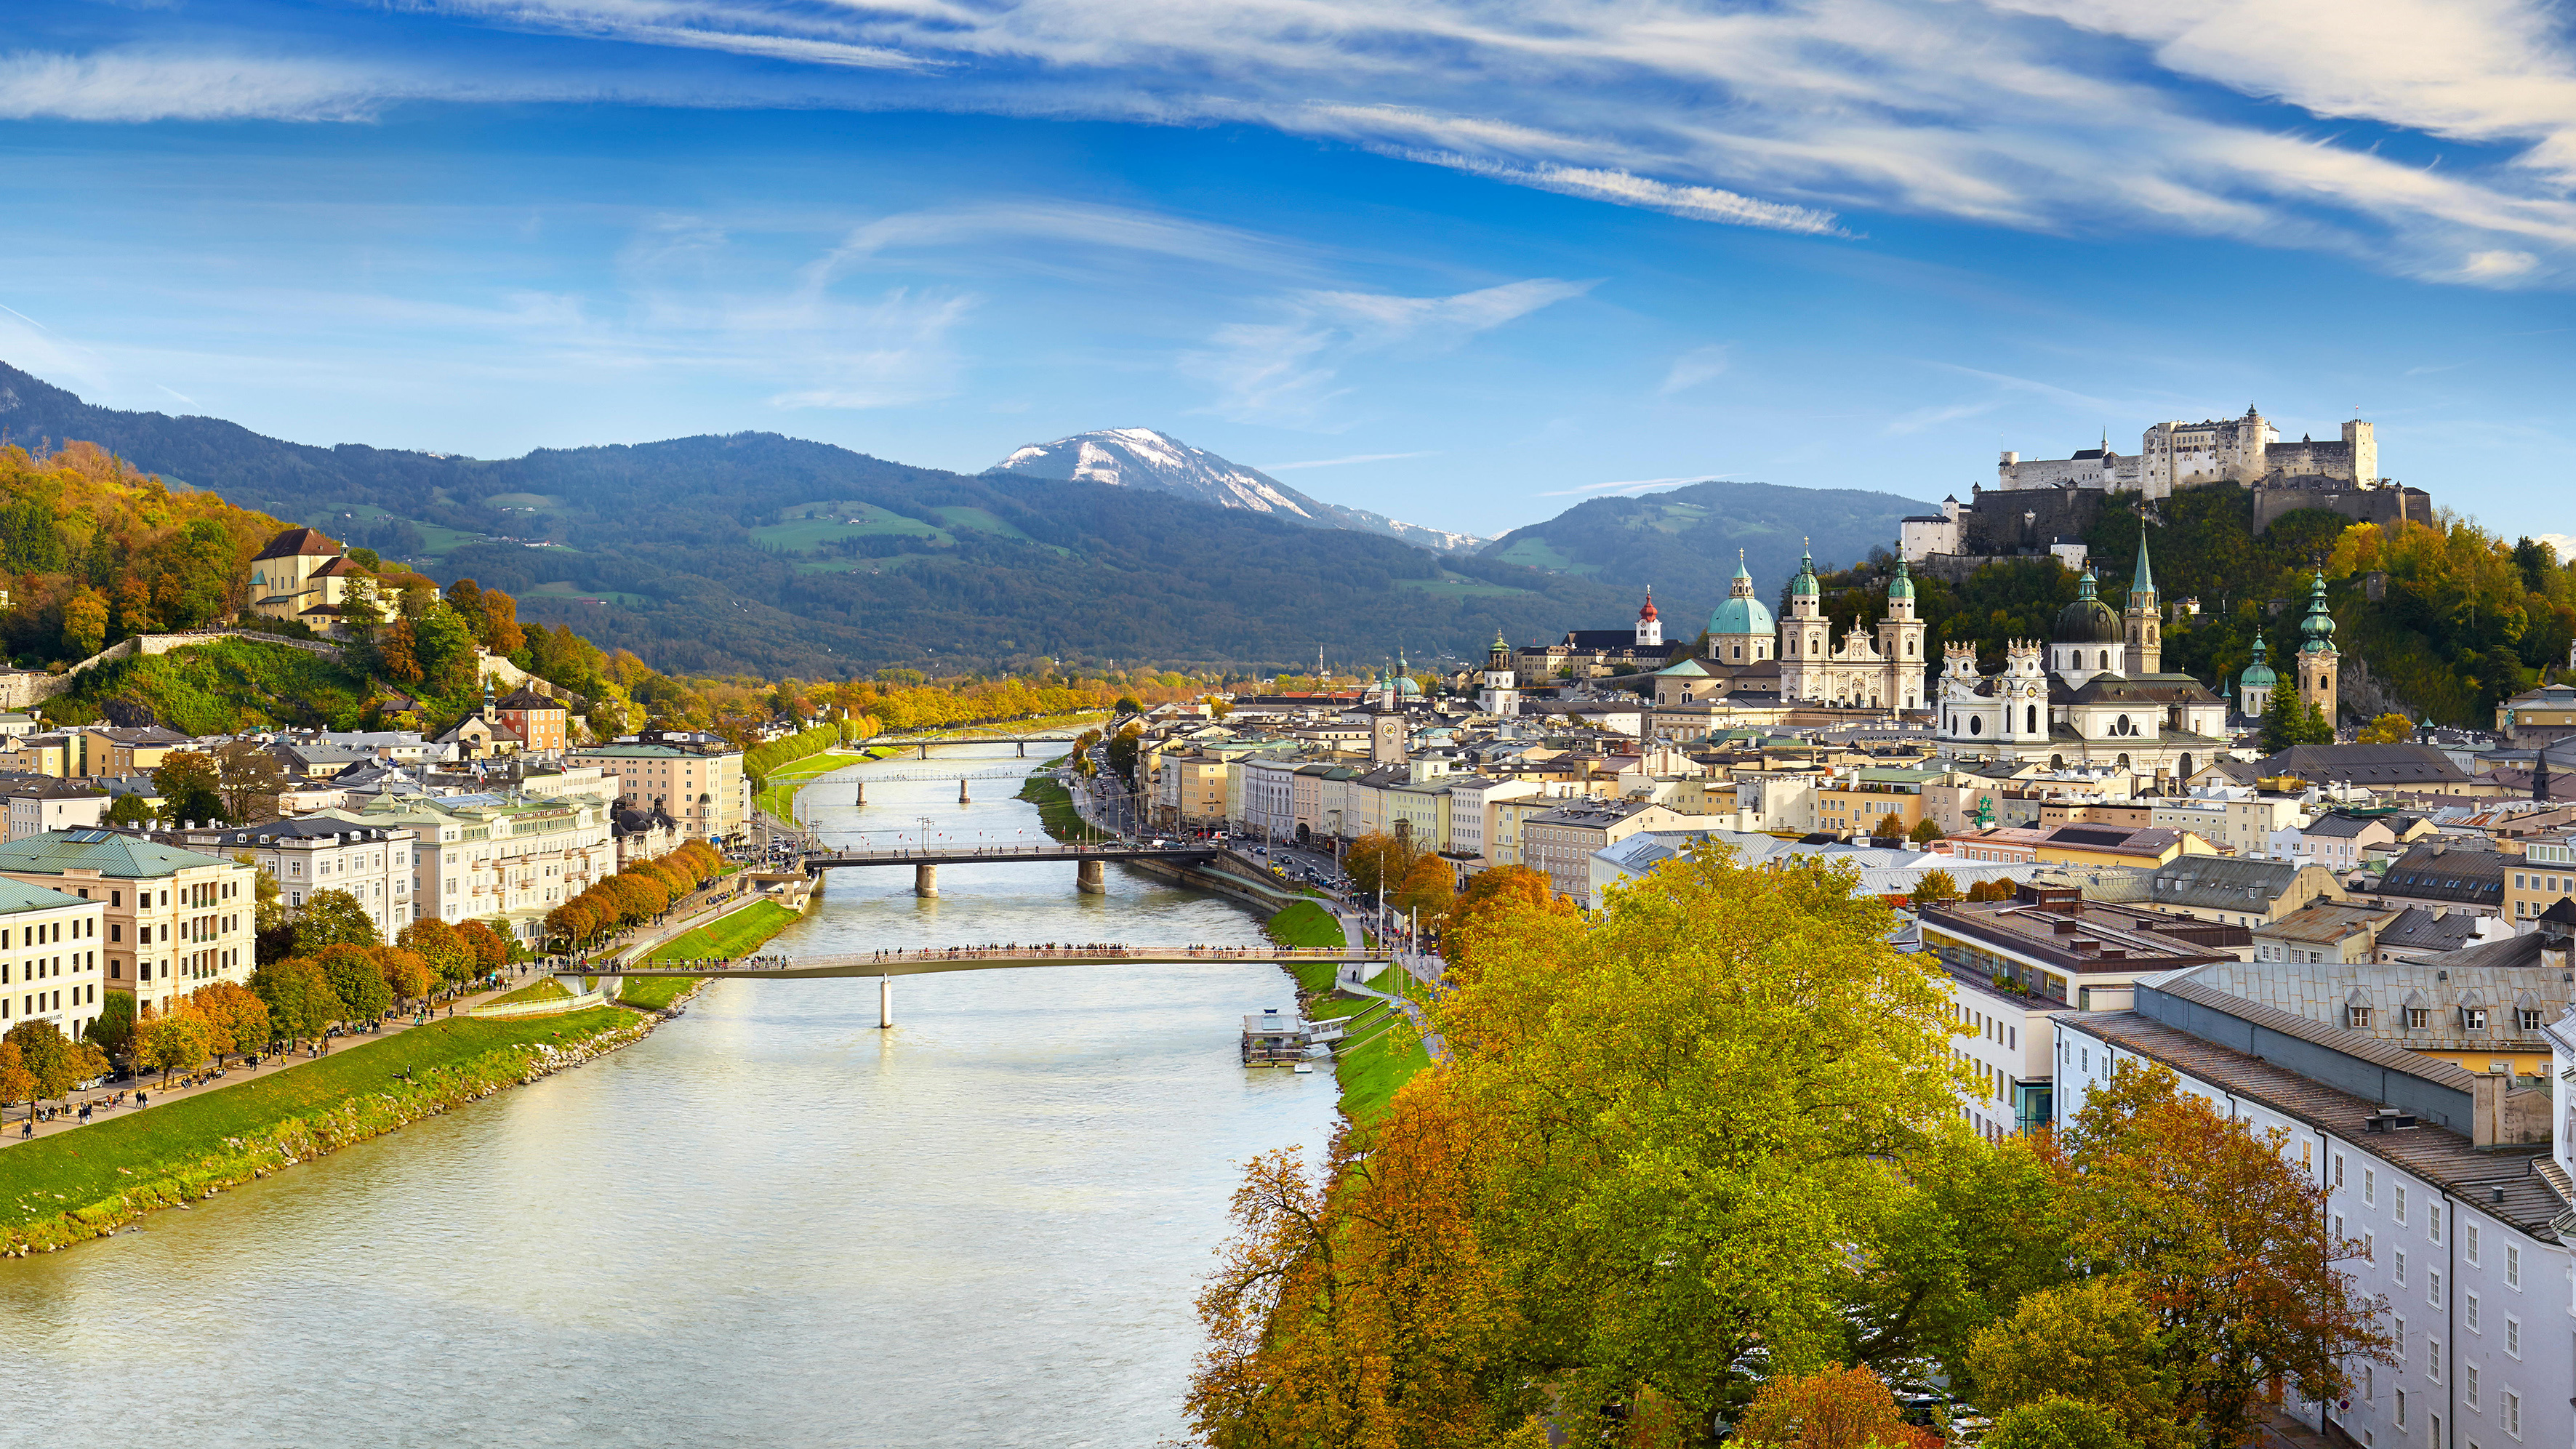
[252, 526, 340, 561]
[0, 828, 233, 878]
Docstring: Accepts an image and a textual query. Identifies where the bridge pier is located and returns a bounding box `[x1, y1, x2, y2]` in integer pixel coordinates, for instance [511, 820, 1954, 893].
[958, 779, 971, 805]
[880, 976, 894, 1029]
[1077, 858, 1105, 894]
[915, 863, 939, 897]
[854, 782, 865, 807]
[1018, 741, 1027, 757]
[918, 742, 928, 760]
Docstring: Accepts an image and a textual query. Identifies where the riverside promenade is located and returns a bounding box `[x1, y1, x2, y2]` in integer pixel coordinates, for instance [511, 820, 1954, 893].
[0, 872, 777, 1149]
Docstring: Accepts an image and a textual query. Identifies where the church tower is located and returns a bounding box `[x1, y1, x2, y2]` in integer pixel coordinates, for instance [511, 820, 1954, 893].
[2236, 633, 2277, 719]
[2123, 529, 2162, 674]
[1478, 631, 1520, 718]
[1874, 550, 1927, 710]
[1634, 586, 1663, 649]
[2296, 568, 2340, 726]
[1371, 667, 1410, 765]
[1781, 540, 1830, 701]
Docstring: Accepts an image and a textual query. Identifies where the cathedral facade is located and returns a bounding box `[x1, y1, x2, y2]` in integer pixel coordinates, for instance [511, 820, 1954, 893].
[1935, 535, 2230, 778]
[1686, 545, 1926, 713]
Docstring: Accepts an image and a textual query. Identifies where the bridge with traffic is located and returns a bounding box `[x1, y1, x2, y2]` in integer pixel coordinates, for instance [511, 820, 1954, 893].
[793, 840, 1219, 896]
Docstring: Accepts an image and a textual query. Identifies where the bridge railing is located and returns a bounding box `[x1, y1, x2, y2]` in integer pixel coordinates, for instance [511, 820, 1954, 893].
[605, 944, 1378, 973]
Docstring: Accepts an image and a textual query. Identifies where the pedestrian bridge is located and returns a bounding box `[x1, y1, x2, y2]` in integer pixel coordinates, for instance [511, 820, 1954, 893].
[799, 842, 1220, 896]
[594, 944, 1388, 1027]
[598, 944, 1378, 980]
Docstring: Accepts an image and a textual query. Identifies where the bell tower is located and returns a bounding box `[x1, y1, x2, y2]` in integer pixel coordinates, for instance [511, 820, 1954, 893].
[2124, 529, 2161, 674]
[2296, 569, 2340, 727]
[1478, 632, 1519, 718]
[1371, 668, 1411, 765]
[1874, 548, 1927, 710]
[1781, 540, 1830, 701]
[1634, 586, 1662, 649]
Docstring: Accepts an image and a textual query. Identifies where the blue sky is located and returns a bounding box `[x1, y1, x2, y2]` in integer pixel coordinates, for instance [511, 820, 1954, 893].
[4, 0, 2573, 545]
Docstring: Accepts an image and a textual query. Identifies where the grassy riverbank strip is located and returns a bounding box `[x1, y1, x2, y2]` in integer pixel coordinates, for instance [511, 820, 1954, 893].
[646, 900, 802, 963]
[615, 975, 708, 1011]
[755, 746, 898, 821]
[1306, 966, 1433, 1121]
[1017, 755, 1110, 843]
[489, 976, 571, 1006]
[0, 1007, 655, 1256]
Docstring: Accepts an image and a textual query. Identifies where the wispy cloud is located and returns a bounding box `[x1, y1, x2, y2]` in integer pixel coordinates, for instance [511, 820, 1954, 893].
[1184, 278, 1593, 425]
[1658, 345, 1732, 398]
[23, 0, 2576, 286]
[1264, 451, 1439, 470]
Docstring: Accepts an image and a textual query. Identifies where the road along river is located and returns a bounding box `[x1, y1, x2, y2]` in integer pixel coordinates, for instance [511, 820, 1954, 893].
[0, 744, 1333, 1447]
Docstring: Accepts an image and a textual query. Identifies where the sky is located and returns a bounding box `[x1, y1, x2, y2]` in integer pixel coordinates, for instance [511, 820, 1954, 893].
[3, 0, 2574, 545]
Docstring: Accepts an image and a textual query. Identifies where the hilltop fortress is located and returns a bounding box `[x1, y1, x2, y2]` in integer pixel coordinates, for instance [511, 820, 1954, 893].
[1902, 406, 2435, 568]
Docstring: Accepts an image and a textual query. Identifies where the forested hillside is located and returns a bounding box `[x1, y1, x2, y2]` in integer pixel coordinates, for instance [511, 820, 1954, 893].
[1477, 479, 1936, 627]
[1804, 483, 2576, 725]
[0, 363, 1635, 678]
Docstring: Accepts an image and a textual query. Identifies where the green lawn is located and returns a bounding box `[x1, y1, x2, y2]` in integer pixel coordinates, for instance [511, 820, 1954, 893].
[931, 505, 1035, 542]
[489, 976, 571, 1006]
[756, 748, 861, 819]
[646, 900, 801, 963]
[0, 1008, 635, 1235]
[615, 976, 705, 1011]
[1266, 902, 1347, 991]
[1304, 967, 1432, 1120]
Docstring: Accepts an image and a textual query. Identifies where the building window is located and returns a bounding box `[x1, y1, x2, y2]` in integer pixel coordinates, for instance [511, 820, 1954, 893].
[2504, 1392, 2519, 1439]
[2505, 1316, 2519, 1357]
[2335, 1153, 2346, 1188]
[2365, 1168, 2375, 1205]
[2465, 1366, 2478, 1409]
[2468, 1224, 2480, 1265]
[2396, 1186, 2407, 1224]
[2516, 1008, 2542, 1030]
[2505, 1245, 2519, 1288]
[2409, 1007, 2430, 1029]
[2466, 1292, 2479, 1330]
[2350, 1006, 2373, 1028]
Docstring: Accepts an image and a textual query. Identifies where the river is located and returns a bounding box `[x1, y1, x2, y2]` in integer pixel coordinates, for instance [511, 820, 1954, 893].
[0, 744, 1334, 1446]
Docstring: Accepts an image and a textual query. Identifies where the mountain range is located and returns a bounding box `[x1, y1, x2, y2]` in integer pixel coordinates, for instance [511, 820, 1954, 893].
[0, 361, 1934, 678]
[990, 428, 1486, 555]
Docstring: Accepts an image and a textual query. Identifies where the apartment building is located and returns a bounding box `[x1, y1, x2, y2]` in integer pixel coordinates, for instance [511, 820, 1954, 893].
[0, 829, 257, 1021]
[0, 877, 109, 1043]
[0, 776, 109, 840]
[563, 741, 747, 843]
[321, 789, 615, 947]
[2506, 835, 2576, 923]
[160, 819, 418, 939]
[2061, 961, 2576, 1449]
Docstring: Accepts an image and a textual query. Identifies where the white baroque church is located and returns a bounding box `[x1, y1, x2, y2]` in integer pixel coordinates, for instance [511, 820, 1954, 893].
[1935, 534, 2230, 778]
[1698, 545, 1927, 710]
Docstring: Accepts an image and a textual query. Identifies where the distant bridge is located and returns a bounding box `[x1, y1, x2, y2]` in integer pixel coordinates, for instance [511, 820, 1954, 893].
[853, 727, 1101, 759]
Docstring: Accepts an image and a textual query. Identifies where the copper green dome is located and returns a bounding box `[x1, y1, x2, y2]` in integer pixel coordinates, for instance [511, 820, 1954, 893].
[2052, 569, 2122, 645]
[2239, 633, 2278, 689]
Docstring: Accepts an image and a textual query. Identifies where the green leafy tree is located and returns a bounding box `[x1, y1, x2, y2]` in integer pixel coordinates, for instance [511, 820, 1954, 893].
[1909, 817, 1946, 846]
[105, 793, 156, 828]
[1983, 1398, 2137, 1449]
[410, 603, 479, 696]
[2356, 712, 2415, 744]
[1841, 1131, 2074, 1381]
[292, 888, 383, 957]
[1966, 1278, 2178, 1447]
[251, 957, 344, 1048]
[151, 750, 227, 827]
[1909, 867, 1960, 907]
[316, 943, 393, 1023]
[86, 991, 137, 1061]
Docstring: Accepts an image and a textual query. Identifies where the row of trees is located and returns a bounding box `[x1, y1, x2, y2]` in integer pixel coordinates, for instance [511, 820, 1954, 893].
[1188, 848, 2384, 1448]
[0, 1019, 112, 1109]
[541, 841, 723, 950]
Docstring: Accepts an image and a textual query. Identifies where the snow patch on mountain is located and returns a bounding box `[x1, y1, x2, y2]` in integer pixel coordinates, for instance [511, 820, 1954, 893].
[988, 428, 1484, 553]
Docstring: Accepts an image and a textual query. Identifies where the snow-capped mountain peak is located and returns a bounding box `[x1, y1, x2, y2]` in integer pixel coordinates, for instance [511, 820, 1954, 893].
[987, 428, 1482, 553]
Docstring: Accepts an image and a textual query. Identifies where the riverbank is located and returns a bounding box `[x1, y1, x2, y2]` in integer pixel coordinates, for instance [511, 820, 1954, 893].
[0, 1006, 659, 1256]
[1261, 903, 1434, 1121]
[756, 745, 900, 821]
[647, 900, 803, 963]
[1016, 757, 1110, 844]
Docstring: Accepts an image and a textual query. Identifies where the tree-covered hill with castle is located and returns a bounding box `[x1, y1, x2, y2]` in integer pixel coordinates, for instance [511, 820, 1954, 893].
[1799, 483, 2575, 727]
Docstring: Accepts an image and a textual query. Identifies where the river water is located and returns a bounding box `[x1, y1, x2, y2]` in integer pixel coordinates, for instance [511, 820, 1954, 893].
[0, 744, 1333, 1446]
